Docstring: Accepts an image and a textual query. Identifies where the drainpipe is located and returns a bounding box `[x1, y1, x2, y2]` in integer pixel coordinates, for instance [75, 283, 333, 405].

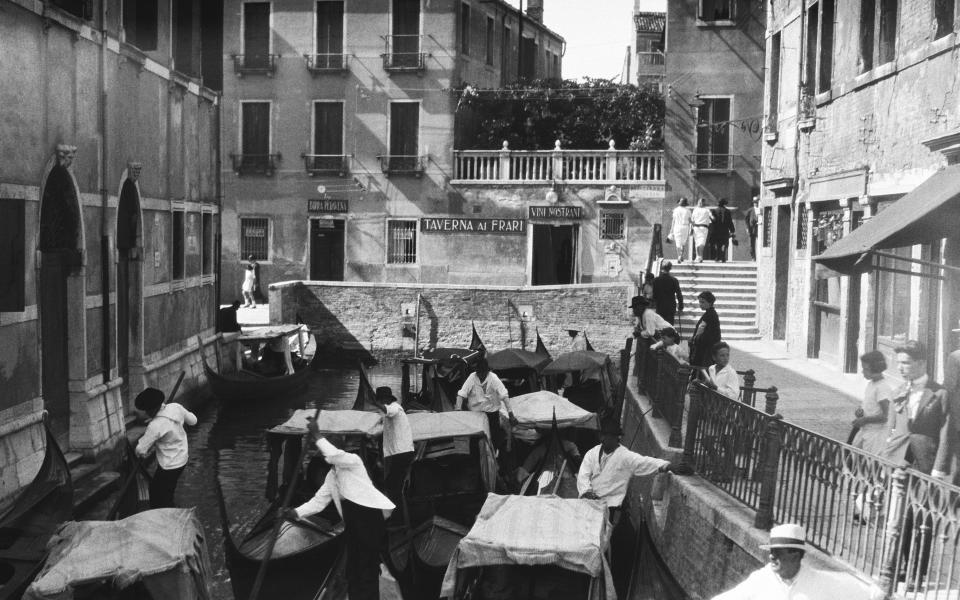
[99, 0, 111, 386]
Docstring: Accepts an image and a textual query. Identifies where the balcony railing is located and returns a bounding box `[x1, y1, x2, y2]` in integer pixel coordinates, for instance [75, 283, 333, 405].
[230, 153, 281, 176]
[232, 54, 279, 76]
[636, 51, 665, 66]
[304, 53, 349, 74]
[382, 35, 426, 72]
[302, 154, 350, 176]
[377, 155, 426, 176]
[686, 153, 737, 172]
[452, 141, 663, 184]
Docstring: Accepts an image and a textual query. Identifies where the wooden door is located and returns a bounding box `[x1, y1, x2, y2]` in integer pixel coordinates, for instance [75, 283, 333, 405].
[243, 2, 271, 67]
[316, 1, 344, 68]
[313, 103, 344, 170]
[392, 0, 420, 65]
[310, 220, 345, 281]
[389, 103, 419, 171]
[242, 102, 271, 172]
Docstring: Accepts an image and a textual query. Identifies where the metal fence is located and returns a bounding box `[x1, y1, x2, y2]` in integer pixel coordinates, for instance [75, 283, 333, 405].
[681, 381, 960, 598]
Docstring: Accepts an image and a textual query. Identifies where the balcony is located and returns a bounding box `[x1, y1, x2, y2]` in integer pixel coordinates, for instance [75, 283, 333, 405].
[231, 54, 279, 77]
[302, 154, 350, 176]
[304, 53, 349, 74]
[686, 153, 737, 173]
[377, 155, 426, 177]
[452, 142, 664, 184]
[230, 153, 281, 176]
[636, 51, 665, 66]
[382, 35, 426, 73]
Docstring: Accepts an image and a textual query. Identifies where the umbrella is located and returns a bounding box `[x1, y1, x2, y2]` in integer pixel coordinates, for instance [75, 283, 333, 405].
[541, 351, 610, 375]
[486, 348, 551, 372]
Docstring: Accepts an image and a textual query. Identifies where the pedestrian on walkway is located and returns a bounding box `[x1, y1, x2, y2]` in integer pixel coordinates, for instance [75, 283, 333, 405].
[704, 341, 741, 400]
[285, 422, 395, 600]
[652, 261, 684, 325]
[248, 254, 264, 304]
[745, 197, 759, 260]
[689, 291, 722, 368]
[241, 263, 256, 308]
[709, 198, 736, 262]
[134, 387, 197, 509]
[691, 197, 713, 263]
[849, 351, 892, 454]
[711, 523, 883, 599]
[669, 197, 693, 262]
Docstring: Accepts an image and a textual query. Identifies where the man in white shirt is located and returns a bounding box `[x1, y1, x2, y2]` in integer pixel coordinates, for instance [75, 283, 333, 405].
[377, 386, 414, 502]
[134, 387, 197, 509]
[712, 523, 883, 600]
[705, 341, 741, 400]
[284, 417, 396, 600]
[456, 357, 517, 451]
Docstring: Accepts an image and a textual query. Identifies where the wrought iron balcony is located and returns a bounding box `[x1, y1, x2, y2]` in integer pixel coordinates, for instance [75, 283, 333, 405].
[302, 154, 350, 176]
[304, 53, 349, 74]
[636, 51, 665, 66]
[377, 155, 426, 177]
[382, 35, 426, 73]
[231, 54, 279, 76]
[229, 153, 281, 176]
[686, 153, 736, 172]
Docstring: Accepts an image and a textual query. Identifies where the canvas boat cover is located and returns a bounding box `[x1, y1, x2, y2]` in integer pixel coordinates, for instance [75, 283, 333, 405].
[501, 391, 599, 430]
[267, 409, 384, 437]
[25, 508, 211, 600]
[408, 411, 490, 442]
[440, 494, 612, 598]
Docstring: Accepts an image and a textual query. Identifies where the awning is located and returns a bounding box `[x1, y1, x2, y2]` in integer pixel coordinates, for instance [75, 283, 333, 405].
[814, 165, 960, 274]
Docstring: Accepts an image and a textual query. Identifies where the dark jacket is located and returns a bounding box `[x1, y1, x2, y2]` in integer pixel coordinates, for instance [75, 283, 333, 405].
[883, 379, 951, 475]
[709, 206, 735, 243]
[652, 274, 684, 316]
[689, 307, 721, 368]
[745, 206, 759, 234]
[217, 306, 241, 333]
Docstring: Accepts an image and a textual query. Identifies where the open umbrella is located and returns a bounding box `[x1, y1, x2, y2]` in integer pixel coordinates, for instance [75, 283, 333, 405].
[486, 348, 551, 372]
[541, 351, 610, 375]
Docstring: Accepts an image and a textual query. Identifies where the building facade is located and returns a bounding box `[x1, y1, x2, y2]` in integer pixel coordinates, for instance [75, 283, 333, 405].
[633, 5, 665, 91]
[0, 0, 221, 502]
[662, 0, 764, 261]
[220, 0, 576, 298]
[758, 0, 960, 375]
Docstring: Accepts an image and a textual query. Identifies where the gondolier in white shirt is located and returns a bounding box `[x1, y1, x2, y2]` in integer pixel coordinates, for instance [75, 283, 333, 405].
[456, 357, 518, 452]
[134, 387, 197, 509]
[283, 417, 396, 600]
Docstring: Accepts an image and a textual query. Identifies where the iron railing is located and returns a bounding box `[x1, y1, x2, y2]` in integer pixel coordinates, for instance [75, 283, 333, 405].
[304, 53, 349, 73]
[229, 153, 281, 176]
[636, 51, 665, 66]
[231, 54, 279, 76]
[302, 154, 350, 176]
[680, 381, 960, 598]
[382, 34, 425, 72]
[377, 155, 426, 176]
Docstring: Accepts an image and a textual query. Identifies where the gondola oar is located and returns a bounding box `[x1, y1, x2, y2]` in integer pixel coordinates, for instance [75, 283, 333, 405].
[106, 370, 185, 520]
[248, 402, 323, 600]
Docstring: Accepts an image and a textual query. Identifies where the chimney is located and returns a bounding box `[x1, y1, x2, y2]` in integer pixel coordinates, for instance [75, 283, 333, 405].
[526, 0, 543, 23]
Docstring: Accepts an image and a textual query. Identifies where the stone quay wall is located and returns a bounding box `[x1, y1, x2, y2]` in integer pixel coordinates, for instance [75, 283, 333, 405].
[269, 280, 636, 360]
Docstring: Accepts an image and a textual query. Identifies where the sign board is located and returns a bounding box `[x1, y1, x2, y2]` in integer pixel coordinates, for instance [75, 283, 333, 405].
[308, 198, 348, 213]
[420, 218, 526, 234]
[529, 205, 583, 219]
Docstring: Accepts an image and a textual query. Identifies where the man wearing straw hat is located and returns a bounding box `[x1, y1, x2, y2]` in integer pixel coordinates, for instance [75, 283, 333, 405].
[712, 523, 882, 599]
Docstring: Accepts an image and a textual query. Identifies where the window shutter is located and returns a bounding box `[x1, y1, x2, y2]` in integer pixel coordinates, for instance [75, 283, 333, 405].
[0, 199, 26, 312]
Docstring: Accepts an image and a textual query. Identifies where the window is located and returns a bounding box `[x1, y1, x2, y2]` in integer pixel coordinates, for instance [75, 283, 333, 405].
[552, 53, 559, 78]
[460, 3, 471, 55]
[316, 1, 345, 69]
[859, 0, 897, 72]
[879, 0, 898, 64]
[172, 211, 185, 280]
[876, 246, 912, 342]
[698, 0, 735, 21]
[312, 102, 345, 171]
[695, 97, 731, 170]
[805, 3, 818, 94]
[0, 199, 25, 312]
[240, 217, 269, 260]
[859, 0, 876, 72]
[201, 213, 213, 275]
[243, 2, 272, 68]
[796, 204, 808, 250]
[387, 220, 417, 264]
[51, 0, 91, 20]
[123, 0, 158, 51]
[172, 0, 196, 76]
[818, 0, 835, 93]
[600, 212, 626, 240]
[767, 32, 781, 129]
[240, 102, 271, 174]
[485, 16, 495, 66]
[520, 36, 536, 79]
[935, 0, 955, 39]
[388, 102, 420, 172]
[762, 206, 773, 248]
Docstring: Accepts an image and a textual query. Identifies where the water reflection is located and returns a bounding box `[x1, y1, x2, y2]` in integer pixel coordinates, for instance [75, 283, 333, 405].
[177, 364, 404, 599]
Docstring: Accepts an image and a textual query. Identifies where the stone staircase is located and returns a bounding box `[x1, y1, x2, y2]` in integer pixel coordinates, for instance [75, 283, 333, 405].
[670, 261, 759, 340]
[67, 451, 121, 519]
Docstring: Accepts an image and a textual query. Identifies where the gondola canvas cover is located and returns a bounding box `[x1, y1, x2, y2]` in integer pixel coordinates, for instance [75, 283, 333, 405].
[267, 409, 383, 437]
[440, 494, 613, 598]
[25, 508, 211, 600]
[408, 412, 498, 492]
[501, 391, 599, 430]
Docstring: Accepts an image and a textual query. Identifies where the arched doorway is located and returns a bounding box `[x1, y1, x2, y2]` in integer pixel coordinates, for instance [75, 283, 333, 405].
[116, 177, 143, 410]
[39, 163, 83, 446]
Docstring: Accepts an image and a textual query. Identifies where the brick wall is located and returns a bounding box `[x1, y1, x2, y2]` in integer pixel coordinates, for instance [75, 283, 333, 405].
[270, 281, 636, 360]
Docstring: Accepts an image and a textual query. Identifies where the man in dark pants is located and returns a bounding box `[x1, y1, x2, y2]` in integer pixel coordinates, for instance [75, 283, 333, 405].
[134, 387, 197, 508]
[745, 197, 759, 260]
[285, 419, 395, 600]
[652, 261, 684, 325]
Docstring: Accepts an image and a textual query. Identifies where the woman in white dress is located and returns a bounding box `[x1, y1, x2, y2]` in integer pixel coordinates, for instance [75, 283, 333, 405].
[669, 197, 692, 262]
[241, 264, 257, 308]
[690, 197, 714, 263]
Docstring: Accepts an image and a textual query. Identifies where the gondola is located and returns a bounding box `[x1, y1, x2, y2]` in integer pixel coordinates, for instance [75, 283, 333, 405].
[0, 416, 73, 600]
[542, 351, 618, 416]
[400, 323, 487, 411]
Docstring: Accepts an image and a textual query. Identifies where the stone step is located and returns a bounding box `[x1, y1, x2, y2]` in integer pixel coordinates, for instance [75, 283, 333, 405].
[674, 273, 757, 282]
[64, 452, 84, 469]
[72, 471, 121, 519]
[670, 260, 757, 268]
[69, 462, 100, 484]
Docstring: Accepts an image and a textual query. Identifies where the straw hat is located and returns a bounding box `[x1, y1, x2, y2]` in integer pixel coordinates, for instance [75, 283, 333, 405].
[759, 523, 807, 551]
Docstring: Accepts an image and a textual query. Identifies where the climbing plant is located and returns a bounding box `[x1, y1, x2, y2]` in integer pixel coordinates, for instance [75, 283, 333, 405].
[454, 78, 664, 151]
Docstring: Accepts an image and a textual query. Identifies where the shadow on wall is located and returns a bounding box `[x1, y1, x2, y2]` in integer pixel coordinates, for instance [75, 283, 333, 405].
[420, 296, 440, 350]
[288, 282, 377, 366]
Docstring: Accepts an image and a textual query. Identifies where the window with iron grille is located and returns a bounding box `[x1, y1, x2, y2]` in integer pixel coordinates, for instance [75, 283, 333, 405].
[172, 211, 185, 280]
[762, 206, 773, 248]
[796, 204, 808, 250]
[387, 220, 417, 264]
[240, 217, 269, 260]
[599, 212, 626, 240]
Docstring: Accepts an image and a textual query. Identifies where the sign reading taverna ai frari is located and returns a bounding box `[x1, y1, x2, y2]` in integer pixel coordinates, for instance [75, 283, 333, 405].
[420, 218, 526, 234]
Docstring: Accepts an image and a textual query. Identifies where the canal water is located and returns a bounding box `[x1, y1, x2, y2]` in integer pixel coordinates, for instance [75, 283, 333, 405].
[175, 364, 404, 600]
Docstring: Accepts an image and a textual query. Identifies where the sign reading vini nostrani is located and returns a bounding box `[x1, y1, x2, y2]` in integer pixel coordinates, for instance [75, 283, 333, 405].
[307, 198, 348, 213]
[420, 218, 526, 234]
[529, 205, 583, 219]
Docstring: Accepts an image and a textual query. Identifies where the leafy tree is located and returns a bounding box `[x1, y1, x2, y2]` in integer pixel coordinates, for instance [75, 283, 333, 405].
[454, 78, 664, 151]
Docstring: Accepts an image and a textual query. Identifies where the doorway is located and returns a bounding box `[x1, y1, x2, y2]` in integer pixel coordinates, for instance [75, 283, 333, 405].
[116, 178, 142, 409]
[532, 224, 578, 285]
[310, 219, 345, 281]
[772, 205, 791, 339]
